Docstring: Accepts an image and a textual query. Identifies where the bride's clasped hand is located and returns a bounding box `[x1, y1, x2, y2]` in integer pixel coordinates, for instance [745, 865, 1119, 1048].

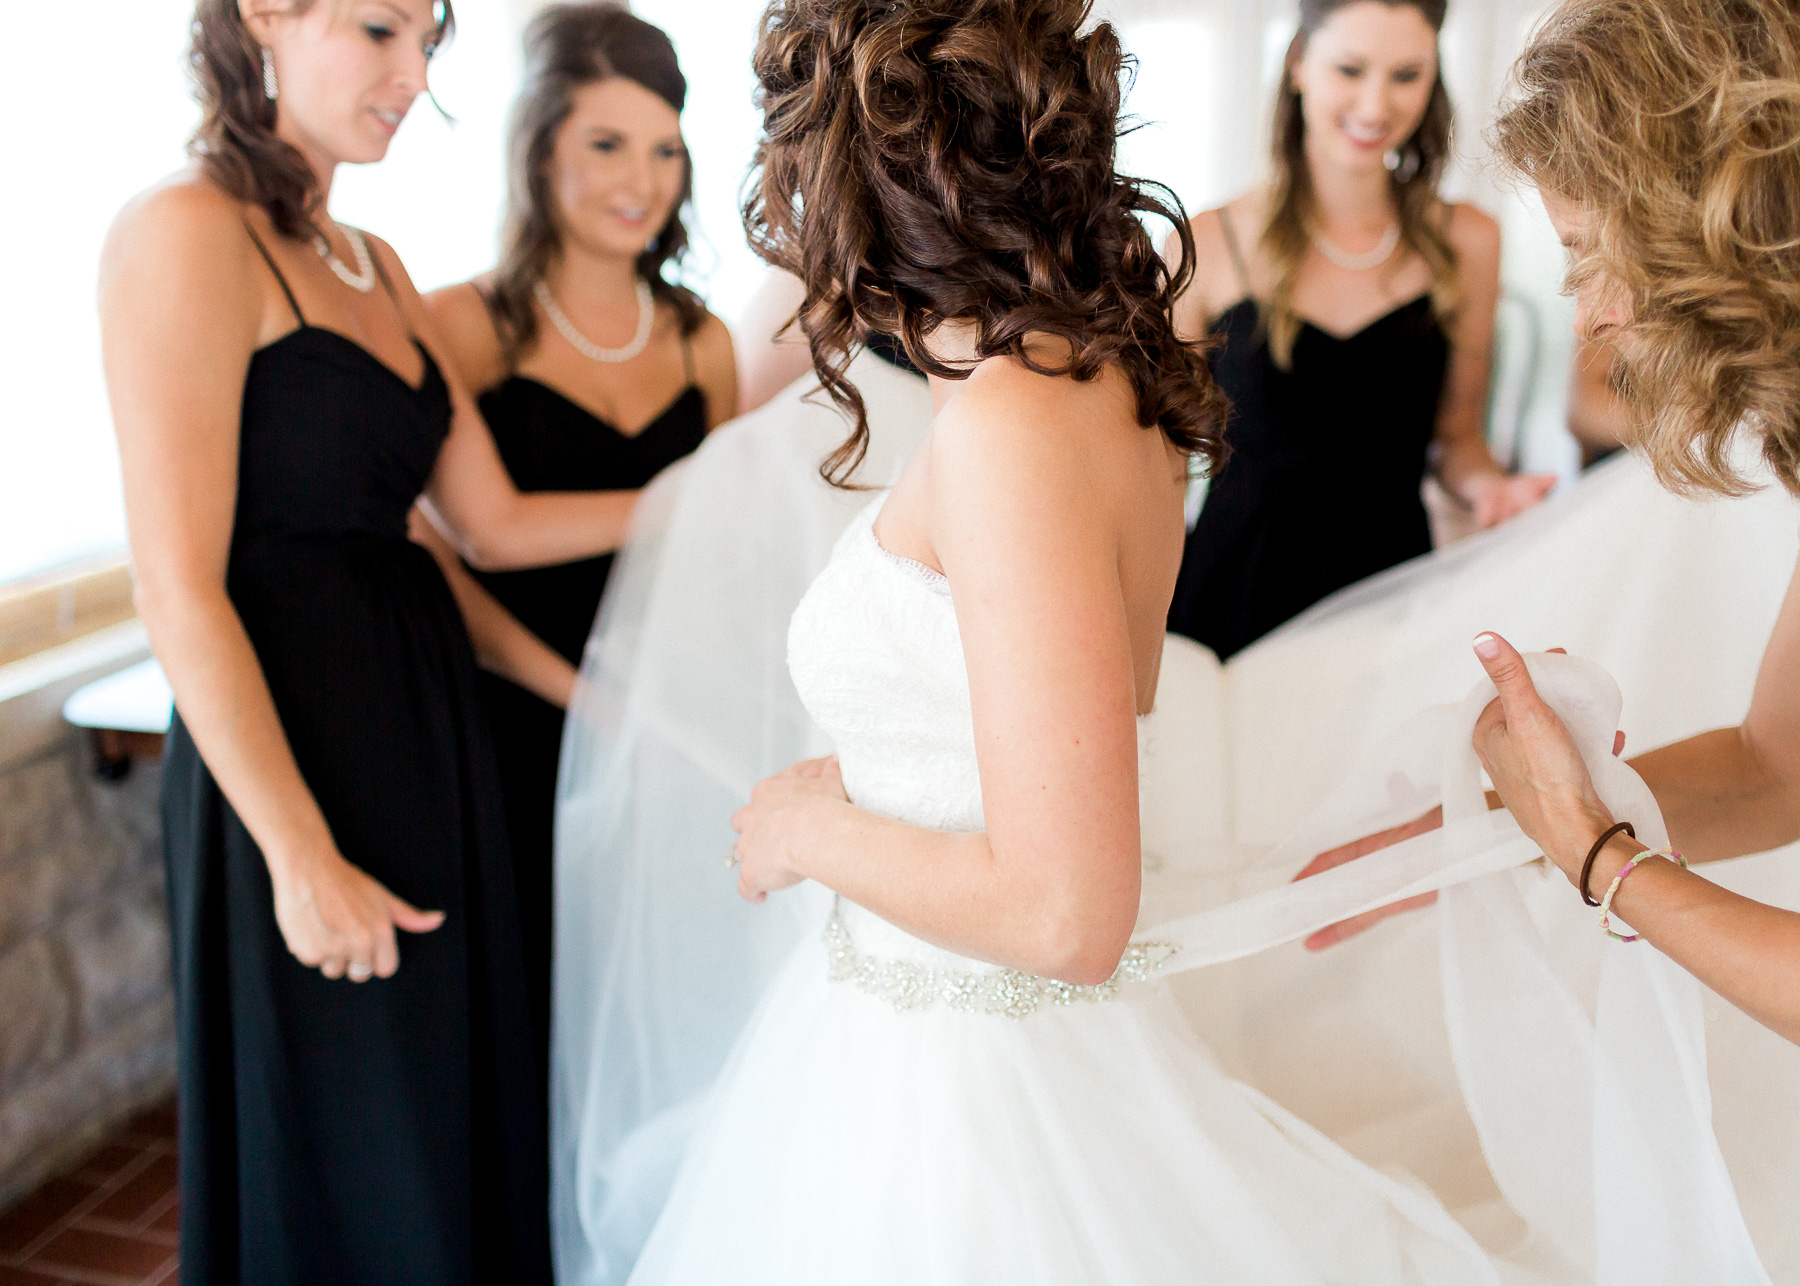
[730, 754, 847, 903]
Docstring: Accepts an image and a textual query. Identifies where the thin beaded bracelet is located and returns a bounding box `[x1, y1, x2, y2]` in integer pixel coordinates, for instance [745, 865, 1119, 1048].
[1598, 848, 1688, 942]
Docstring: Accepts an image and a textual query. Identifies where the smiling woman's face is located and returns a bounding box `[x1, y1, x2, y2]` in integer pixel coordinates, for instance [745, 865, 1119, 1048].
[544, 76, 687, 264]
[1290, 1, 1438, 175]
[251, 0, 441, 169]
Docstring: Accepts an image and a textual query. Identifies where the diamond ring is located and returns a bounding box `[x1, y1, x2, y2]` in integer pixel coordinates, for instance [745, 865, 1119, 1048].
[725, 846, 742, 869]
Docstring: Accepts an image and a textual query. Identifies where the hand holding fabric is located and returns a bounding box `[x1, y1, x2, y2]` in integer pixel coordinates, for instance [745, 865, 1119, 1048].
[1469, 631, 1616, 880]
[1295, 644, 1627, 946]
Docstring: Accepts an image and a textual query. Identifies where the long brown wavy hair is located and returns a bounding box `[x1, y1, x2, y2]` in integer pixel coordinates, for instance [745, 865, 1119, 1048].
[1494, 0, 1800, 498]
[187, 0, 455, 240]
[1262, 0, 1456, 368]
[487, 3, 705, 364]
[744, 0, 1228, 486]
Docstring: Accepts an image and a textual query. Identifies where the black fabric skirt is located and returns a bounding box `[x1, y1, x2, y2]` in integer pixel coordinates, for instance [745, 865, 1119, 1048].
[160, 538, 551, 1286]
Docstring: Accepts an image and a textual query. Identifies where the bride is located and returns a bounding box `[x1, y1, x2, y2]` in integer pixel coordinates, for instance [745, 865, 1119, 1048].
[612, 0, 1501, 1280]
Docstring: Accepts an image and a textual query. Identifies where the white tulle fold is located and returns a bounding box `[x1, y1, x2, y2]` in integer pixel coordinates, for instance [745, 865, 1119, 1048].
[551, 357, 934, 1286]
[1135, 651, 1766, 1283]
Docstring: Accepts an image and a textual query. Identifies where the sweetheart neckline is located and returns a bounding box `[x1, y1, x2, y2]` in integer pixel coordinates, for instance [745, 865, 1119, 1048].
[495, 374, 703, 441]
[1214, 292, 1434, 344]
[254, 325, 440, 397]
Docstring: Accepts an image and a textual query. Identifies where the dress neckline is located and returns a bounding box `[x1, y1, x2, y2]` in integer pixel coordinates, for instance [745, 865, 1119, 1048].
[256, 325, 440, 397]
[499, 374, 702, 441]
[864, 511, 950, 594]
[1215, 291, 1433, 344]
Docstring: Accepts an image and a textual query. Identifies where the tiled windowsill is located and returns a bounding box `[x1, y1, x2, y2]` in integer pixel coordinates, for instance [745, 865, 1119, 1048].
[0, 623, 152, 773]
[0, 556, 149, 770]
[0, 559, 135, 673]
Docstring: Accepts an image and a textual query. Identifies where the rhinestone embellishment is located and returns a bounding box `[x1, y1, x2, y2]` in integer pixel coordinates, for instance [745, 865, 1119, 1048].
[823, 900, 1179, 1020]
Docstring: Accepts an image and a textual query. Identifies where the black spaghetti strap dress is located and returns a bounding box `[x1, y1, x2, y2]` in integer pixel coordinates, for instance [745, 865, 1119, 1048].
[1168, 208, 1451, 661]
[469, 332, 708, 1052]
[159, 228, 552, 1286]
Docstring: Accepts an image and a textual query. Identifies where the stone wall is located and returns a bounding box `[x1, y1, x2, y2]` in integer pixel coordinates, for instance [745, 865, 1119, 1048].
[0, 729, 172, 1209]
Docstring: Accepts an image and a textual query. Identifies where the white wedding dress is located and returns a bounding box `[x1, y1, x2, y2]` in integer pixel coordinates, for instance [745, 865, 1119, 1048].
[625, 498, 1496, 1284]
[554, 354, 1800, 1284]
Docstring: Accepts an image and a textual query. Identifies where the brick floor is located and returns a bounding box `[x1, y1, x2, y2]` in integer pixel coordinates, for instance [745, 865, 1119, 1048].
[0, 1101, 178, 1286]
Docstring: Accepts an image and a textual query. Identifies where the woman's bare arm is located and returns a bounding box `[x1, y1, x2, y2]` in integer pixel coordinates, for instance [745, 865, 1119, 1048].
[370, 239, 639, 571]
[101, 184, 441, 980]
[422, 278, 510, 397]
[1161, 198, 1255, 346]
[689, 311, 740, 429]
[731, 366, 1155, 985]
[1431, 205, 1556, 525]
[407, 507, 577, 710]
[732, 270, 815, 414]
[1471, 632, 1800, 1046]
[1630, 551, 1800, 862]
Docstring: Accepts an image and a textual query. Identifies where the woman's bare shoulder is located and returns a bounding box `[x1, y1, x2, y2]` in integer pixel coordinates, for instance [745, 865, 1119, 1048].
[687, 306, 737, 363]
[101, 172, 263, 321]
[1165, 188, 1264, 329]
[687, 308, 740, 426]
[422, 276, 508, 393]
[106, 171, 246, 265]
[1443, 201, 1501, 260]
[933, 357, 1142, 497]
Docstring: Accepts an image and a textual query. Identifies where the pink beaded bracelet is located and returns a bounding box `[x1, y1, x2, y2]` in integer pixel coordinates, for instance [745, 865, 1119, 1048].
[1598, 848, 1687, 942]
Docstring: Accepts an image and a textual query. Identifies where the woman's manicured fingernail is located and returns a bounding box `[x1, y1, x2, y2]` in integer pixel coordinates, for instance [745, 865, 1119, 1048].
[1473, 633, 1502, 660]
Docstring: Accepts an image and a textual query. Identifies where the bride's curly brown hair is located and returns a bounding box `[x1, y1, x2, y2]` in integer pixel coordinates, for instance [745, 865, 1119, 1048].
[1494, 0, 1800, 497]
[743, 0, 1227, 485]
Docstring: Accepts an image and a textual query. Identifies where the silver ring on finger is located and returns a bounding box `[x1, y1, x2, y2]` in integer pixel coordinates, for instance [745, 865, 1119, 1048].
[725, 845, 741, 869]
[347, 962, 375, 982]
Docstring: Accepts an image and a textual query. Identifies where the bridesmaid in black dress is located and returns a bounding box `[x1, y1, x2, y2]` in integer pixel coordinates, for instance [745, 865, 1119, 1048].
[98, 2, 638, 1280]
[415, 4, 737, 1055]
[1164, 0, 1556, 661]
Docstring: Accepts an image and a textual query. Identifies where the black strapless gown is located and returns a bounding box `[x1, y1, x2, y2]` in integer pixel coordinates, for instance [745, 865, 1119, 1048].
[470, 375, 707, 1051]
[160, 285, 551, 1278]
[1168, 294, 1449, 661]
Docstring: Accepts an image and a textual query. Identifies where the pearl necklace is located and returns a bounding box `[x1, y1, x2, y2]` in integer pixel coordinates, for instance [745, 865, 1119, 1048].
[1311, 222, 1401, 272]
[535, 279, 655, 363]
[314, 222, 376, 293]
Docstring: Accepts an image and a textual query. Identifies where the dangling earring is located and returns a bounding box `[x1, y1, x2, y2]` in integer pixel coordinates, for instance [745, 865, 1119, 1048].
[1384, 143, 1420, 183]
[262, 47, 279, 101]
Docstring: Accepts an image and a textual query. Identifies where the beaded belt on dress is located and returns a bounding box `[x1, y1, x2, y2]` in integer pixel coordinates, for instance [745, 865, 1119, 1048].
[823, 897, 1179, 1020]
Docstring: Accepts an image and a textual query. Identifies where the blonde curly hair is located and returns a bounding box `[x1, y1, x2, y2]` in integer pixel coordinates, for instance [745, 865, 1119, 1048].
[1493, 0, 1800, 497]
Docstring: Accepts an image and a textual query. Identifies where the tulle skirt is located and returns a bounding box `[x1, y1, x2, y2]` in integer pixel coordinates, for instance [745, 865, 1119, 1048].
[629, 925, 1493, 1286]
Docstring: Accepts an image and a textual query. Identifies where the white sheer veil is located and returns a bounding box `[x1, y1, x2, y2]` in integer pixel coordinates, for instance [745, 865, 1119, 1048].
[551, 352, 933, 1285]
[1138, 450, 1800, 1278]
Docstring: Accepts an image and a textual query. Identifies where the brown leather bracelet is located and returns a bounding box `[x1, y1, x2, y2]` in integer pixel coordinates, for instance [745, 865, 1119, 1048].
[1579, 821, 1636, 907]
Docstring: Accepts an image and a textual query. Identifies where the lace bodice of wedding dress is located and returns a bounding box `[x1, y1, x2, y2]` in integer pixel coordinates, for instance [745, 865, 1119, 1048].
[785, 501, 1174, 1001]
[788, 500, 983, 835]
